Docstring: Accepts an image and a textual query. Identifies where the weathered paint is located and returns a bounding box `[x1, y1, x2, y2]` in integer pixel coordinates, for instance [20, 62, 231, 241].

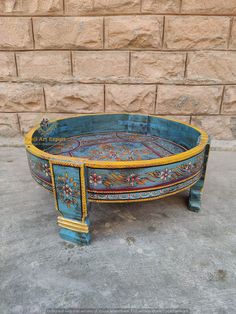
[25, 114, 209, 244]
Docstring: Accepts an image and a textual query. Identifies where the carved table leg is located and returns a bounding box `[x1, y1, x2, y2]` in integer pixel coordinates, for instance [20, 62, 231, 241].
[188, 141, 210, 212]
[50, 160, 91, 245]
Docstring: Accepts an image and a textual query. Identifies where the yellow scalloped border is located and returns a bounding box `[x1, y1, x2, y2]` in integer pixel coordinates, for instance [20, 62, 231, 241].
[25, 113, 209, 169]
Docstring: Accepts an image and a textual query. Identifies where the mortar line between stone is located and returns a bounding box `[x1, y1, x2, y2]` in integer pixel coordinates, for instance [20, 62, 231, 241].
[154, 85, 158, 114]
[70, 51, 73, 76]
[1, 13, 236, 17]
[161, 16, 165, 48]
[103, 17, 105, 49]
[129, 52, 132, 76]
[43, 87, 47, 112]
[219, 86, 226, 114]
[14, 53, 19, 77]
[184, 53, 188, 78]
[140, 0, 143, 13]
[1, 80, 236, 87]
[227, 17, 234, 49]
[2, 48, 236, 52]
[104, 85, 106, 112]
[31, 18, 35, 49]
[179, 0, 183, 13]
[1, 111, 234, 117]
[62, 0, 65, 15]
[16, 113, 22, 135]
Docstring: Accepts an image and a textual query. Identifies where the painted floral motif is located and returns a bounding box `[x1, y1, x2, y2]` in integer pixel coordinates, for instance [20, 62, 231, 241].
[88, 151, 205, 191]
[88, 143, 139, 161]
[108, 150, 119, 159]
[42, 163, 51, 177]
[89, 173, 102, 186]
[184, 162, 193, 173]
[127, 174, 141, 186]
[160, 169, 172, 181]
[27, 153, 52, 181]
[57, 172, 80, 208]
[88, 172, 202, 201]
[62, 183, 72, 197]
[46, 132, 187, 161]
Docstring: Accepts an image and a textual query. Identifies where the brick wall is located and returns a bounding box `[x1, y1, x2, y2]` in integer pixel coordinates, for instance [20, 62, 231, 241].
[0, 0, 236, 140]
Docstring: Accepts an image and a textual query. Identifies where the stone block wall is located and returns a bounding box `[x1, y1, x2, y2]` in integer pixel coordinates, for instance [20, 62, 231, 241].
[0, 0, 236, 140]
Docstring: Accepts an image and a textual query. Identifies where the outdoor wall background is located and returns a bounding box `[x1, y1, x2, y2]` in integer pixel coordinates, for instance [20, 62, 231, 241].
[0, 0, 236, 140]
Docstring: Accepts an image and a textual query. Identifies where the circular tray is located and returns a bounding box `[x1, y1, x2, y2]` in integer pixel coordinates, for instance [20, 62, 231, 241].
[25, 114, 209, 244]
[25, 114, 208, 202]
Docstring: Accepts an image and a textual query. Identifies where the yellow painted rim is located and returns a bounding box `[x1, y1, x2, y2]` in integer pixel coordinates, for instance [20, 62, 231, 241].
[25, 113, 209, 169]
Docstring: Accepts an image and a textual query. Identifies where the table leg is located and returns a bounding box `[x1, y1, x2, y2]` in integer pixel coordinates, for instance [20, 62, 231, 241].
[188, 142, 210, 212]
[50, 160, 91, 245]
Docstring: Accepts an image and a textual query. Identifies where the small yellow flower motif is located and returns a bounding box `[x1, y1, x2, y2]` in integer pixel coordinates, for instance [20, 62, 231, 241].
[70, 177, 73, 183]
[73, 182, 77, 187]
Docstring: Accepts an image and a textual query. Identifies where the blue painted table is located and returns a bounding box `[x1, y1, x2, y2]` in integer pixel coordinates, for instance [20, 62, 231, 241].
[25, 114, 210, 245]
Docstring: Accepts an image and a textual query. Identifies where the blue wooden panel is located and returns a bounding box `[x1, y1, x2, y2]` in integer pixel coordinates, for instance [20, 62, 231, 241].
[51, 164, 83, 220]
[89, 171, 201, 202]
[87, 151, 204, 192]
[27, 152, 52, 189]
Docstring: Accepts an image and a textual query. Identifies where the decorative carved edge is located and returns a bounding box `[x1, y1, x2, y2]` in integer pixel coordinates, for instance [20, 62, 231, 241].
[57, 216, 89, 234]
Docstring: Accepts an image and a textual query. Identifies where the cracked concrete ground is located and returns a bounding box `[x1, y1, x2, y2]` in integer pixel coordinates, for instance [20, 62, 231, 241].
[0, 148, 236, 314]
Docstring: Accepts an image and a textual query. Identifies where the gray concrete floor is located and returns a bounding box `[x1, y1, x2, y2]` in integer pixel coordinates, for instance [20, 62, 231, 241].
[0, 148, 236, 314]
